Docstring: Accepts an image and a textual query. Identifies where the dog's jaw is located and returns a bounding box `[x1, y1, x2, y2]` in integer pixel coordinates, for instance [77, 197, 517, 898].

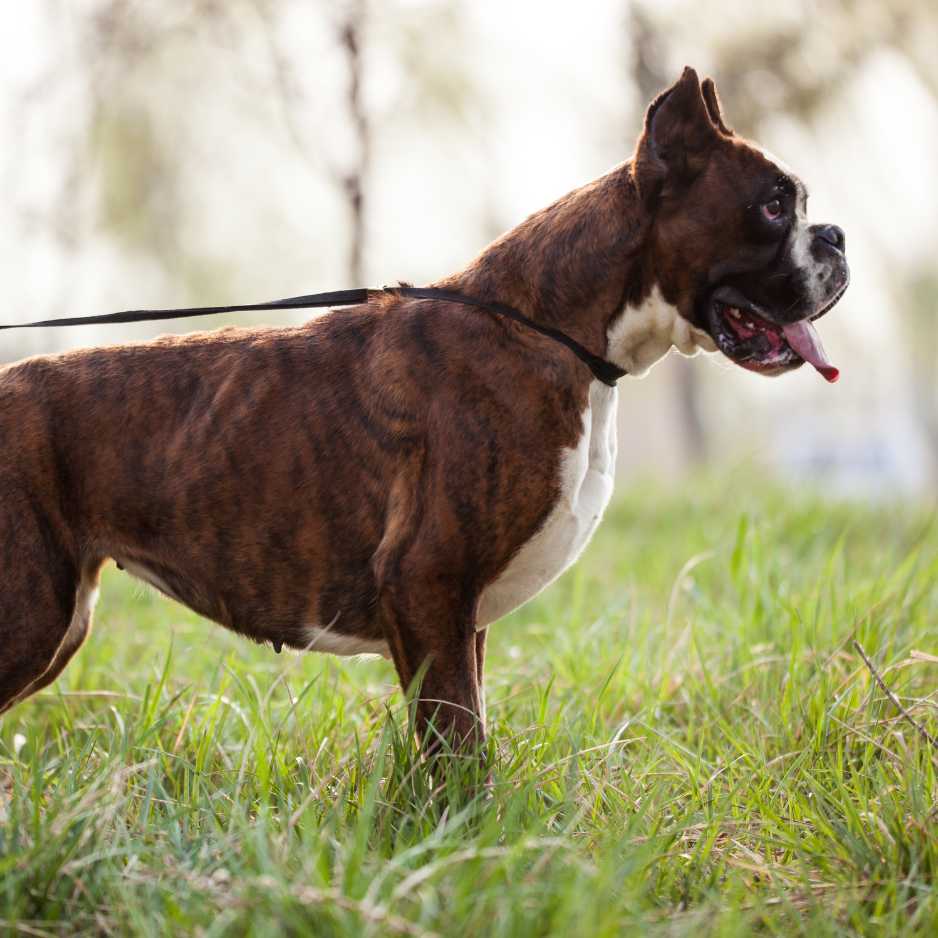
[605, 285, 717, 378]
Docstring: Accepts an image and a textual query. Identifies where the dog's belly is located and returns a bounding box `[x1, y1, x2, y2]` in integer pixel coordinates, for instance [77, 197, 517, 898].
[477, 381, 617, 628]
[299, 625, 390, 658]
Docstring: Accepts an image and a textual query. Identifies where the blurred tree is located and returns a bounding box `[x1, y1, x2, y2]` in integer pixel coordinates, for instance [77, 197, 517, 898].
[338, 0, 368, 284]
[903, 272, 938, 476]
[319, 0, 475, 282]
[638, 0, 937, 134]
[33, 0, 474, 293]
[22, 1, 270, 302]
[627, 2, 709, 467]
[17, 1, 382, 302]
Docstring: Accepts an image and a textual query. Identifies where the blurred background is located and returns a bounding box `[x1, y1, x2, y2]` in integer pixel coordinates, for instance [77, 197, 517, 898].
[2, 0, 936, 495]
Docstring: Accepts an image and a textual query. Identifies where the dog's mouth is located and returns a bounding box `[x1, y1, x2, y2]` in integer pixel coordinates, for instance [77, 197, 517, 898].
[705, 286, 845, 383]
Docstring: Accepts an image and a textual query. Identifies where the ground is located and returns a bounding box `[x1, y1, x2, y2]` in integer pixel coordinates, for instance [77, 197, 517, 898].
[1, 472, 937, 936]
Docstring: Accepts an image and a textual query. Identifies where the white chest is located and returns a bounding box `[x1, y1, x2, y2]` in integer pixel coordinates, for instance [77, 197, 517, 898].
[605, 285, 716, 376]
[477, 381, 618, 627]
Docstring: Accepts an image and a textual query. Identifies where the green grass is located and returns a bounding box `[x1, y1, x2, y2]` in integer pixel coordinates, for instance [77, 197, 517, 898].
[2, 473, 938, 936]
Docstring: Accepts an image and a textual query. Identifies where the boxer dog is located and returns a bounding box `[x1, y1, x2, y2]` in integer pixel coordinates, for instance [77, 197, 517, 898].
[0, 69, 848, 754]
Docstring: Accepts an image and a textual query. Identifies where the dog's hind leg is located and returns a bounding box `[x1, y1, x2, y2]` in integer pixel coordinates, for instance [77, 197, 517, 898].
[4, 562, 103, 711]
[0, 502, 83, 717]
[474, 628, 488, 727]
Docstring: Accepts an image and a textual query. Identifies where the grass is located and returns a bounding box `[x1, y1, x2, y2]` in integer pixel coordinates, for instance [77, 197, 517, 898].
[2, 472, 938, 936]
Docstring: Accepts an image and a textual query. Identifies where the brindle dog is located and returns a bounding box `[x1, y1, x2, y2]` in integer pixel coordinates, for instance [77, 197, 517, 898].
[0, 69, 847, 755]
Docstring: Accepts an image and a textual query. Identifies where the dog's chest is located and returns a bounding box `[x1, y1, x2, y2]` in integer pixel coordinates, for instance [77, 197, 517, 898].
[477, 382, 618, 627]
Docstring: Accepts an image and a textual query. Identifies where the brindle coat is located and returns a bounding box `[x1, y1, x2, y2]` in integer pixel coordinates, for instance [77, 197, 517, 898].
[0, 69, 844, 751]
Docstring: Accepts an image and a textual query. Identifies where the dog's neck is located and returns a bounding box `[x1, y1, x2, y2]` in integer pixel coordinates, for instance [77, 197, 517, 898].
[437, 162, 713, 380]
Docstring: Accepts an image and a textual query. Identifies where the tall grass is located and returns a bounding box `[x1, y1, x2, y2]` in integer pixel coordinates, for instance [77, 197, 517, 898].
[1, 475, 937, 935]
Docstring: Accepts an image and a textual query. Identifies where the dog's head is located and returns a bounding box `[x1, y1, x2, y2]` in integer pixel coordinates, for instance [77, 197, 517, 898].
[633, 67, 849, 381]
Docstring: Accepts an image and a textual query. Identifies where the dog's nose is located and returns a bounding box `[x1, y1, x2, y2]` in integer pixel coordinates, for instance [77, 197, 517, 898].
[814, 224, 845, 253]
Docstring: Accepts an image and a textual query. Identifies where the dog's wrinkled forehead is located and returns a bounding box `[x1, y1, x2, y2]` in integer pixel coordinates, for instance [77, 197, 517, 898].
[746, 145, 809, 214]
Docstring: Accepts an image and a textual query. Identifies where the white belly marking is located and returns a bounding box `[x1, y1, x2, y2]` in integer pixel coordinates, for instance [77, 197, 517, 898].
[301, 624, 390, 658]
[477, 381, 618, 627]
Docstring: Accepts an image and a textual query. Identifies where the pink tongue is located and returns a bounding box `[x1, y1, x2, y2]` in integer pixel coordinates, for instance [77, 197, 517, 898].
[782, 320, 839, 383]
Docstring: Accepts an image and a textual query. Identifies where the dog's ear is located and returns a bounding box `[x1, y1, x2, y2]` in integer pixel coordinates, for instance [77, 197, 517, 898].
[701, 77, 733, 135]
[634, 67, 722, 200]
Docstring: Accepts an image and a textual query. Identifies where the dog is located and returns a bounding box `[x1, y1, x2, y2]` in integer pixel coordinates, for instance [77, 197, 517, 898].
[0, 68, 848, 753]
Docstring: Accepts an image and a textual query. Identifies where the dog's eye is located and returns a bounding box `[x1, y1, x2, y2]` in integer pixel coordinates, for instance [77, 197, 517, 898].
[762, 199, 784, 221]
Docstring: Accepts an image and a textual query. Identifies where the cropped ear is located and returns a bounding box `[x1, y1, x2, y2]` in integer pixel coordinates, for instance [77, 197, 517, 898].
[701, 77, 733, 135]
[633, 67, 722, 201]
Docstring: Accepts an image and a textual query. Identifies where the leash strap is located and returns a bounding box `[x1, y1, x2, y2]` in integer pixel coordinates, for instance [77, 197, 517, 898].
[2, 285, 626, 386]
[393, 288, 625, 386]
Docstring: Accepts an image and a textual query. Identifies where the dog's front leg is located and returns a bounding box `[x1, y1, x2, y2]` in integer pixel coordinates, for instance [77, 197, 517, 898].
[377, 570, 483, 757]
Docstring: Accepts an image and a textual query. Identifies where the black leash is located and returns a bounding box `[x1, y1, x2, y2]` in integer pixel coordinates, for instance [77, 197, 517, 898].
[1, 285, 626, 387]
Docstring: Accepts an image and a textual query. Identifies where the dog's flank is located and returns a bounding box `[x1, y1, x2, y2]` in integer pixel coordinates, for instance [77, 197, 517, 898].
[0, 68, 848, 758]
